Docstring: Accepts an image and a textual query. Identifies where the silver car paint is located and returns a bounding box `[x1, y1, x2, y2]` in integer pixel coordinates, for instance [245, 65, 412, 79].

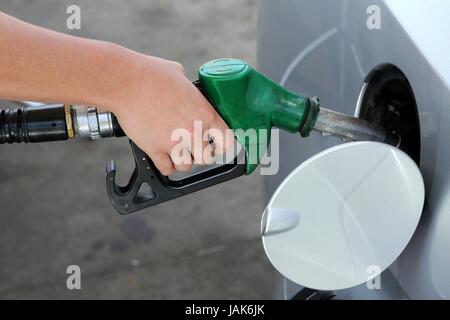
[259, 0, 450, 299]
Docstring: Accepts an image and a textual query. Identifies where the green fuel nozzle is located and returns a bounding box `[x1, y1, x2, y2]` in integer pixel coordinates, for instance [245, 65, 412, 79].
[199, 58, 399, 175]
[199, 58, 320, 174]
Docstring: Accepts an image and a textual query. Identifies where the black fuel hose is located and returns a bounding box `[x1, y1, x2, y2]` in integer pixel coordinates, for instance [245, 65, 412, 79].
[0, 104, 68, 144]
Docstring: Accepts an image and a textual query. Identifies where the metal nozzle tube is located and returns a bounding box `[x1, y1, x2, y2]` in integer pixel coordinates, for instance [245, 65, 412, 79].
[312, 107, 400, 147]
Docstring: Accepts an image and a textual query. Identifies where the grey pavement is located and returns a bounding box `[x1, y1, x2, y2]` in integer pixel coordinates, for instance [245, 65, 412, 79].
[0, 0, 276, 299]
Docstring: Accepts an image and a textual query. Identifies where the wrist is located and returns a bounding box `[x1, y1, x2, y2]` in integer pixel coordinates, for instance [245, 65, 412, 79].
[96, 43, 162, 116]
[93, 43, 187, 121]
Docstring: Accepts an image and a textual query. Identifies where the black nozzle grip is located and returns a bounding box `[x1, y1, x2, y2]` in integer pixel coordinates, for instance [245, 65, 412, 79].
[106, 140, 245, 214]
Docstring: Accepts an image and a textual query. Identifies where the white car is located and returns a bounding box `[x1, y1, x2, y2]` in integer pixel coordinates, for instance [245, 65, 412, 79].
[259, 0, 450, 299]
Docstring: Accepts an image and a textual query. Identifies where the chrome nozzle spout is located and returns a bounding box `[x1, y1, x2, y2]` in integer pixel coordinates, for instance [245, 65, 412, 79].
[312, 107, 400, 147]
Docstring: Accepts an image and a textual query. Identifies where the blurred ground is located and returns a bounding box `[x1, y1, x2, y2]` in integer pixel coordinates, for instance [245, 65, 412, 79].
[0, 0, 276, 299]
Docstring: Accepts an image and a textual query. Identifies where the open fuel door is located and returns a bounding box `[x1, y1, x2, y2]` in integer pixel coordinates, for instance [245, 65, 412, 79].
[262, 142, 424, 290]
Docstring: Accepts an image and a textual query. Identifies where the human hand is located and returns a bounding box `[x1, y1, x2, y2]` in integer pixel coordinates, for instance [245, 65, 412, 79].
[108, 55, 234, 176]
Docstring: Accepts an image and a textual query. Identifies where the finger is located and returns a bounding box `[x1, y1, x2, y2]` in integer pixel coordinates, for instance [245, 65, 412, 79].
[171, 145, 193, 172]
[202, 143, 215, 165]
[207, 117, 235, 155]
[190, 136, 210, 165]
[149, 152, 175, 176]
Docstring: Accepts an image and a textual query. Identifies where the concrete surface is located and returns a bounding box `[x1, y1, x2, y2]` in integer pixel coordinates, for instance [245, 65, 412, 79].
[0, 0, 276, 299]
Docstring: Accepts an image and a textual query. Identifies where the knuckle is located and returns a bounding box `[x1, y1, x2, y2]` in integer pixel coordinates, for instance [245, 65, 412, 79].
[172, 61, 185, 73]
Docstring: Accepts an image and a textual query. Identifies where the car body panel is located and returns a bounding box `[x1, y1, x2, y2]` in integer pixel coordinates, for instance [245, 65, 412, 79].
[259, 0, 450, 299]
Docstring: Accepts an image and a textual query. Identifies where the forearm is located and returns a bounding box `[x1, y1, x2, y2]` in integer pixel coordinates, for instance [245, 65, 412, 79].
[0, 11, 150, 112]
[0, 11, 231, 175]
